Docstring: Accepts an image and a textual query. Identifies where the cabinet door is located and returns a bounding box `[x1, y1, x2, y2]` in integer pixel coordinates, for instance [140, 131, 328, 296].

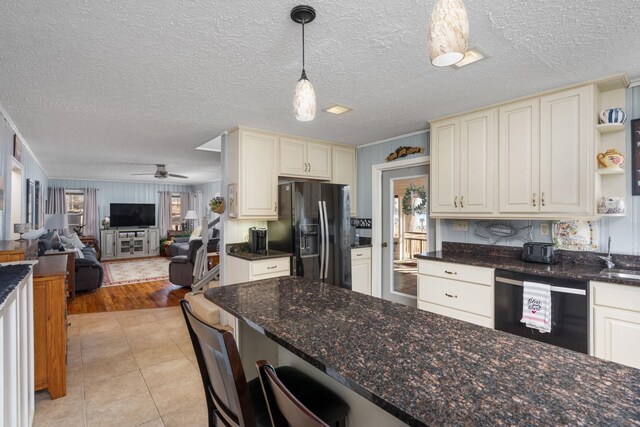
[459, 109, 496, 213]
[539, 86, 593, 214]
[430, 118, 460, 213]
[306, 142, 331, 179]
[499, 99, 540, 213]
[147, 229, 159, 255]
[240, 131, 279, 219]
[101, 231, 116, 259]
[351, 258, 371, 295]
[279, 137, 307, 177]
[332, 146, 357, 216]
[593, 306, 640, 369]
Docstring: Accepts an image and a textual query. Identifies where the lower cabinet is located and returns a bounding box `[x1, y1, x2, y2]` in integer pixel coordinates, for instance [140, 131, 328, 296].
[100, 228, 160, 260]
[351, 247, 372, 295]
[417, 260, 494, 328]
[226, 256, 291, 284]
[590, 281, 640, 369]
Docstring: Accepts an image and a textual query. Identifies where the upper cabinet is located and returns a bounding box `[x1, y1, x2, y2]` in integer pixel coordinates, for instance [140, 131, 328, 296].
[431, 76, 627, 219]
[228, 128, 279, 220]
[279, 137, 331, 180]
[431, 108, 496, 215]
[331, 145, 357, 216]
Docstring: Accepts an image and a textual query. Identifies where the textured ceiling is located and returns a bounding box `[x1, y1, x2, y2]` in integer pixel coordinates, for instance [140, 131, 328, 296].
[1, 1, 639, 183]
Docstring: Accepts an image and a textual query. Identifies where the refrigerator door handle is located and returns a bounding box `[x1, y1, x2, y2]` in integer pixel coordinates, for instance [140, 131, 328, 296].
[318, 201, 325, 280]
[322, 201, 329, 280]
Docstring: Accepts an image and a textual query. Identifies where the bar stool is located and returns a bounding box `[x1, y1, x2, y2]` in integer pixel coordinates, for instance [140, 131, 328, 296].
[180, 300, 349, 427]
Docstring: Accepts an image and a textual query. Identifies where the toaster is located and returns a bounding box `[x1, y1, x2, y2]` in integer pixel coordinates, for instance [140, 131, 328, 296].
[522, 242, 555, 264]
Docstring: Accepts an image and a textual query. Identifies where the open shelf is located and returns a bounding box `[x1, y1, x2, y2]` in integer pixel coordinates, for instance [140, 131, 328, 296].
[596, 123, 625, 134]
[596, 167, 625, 175]
[598, 213, 626, 218]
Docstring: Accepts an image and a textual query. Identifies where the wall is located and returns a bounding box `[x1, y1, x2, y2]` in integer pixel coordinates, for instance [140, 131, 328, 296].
[49, 178, 193, 227]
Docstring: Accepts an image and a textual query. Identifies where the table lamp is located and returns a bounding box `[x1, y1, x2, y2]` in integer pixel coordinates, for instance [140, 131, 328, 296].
[44, 214, 69, 251]
[184, 210, 199, 231]
[13, 223, 30, 241]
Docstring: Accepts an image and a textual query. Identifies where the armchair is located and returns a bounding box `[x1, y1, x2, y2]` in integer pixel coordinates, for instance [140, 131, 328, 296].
[169, 239, 203, 287]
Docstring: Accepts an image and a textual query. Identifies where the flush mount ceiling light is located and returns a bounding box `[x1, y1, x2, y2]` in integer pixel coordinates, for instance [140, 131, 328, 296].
[325, 104, 352, 115]
[428, 0, 469, 67]
[291, 5, 317, 121]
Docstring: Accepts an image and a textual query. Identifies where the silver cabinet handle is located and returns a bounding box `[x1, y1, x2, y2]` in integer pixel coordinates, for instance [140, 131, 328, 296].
[444, 270, 457, 275]
[454, 196, 458, 208]
[532, 193, 536, 207]
[308, 162, 311, 173]
[541, 192, 546, 207]
[460, 196, 464, 208]
[274, 202, 277, 212]
[356, 253, 363, 257]
[267, 266, 277, 270]
[304, 162, 308, 172]
[445, 293, 458, 298]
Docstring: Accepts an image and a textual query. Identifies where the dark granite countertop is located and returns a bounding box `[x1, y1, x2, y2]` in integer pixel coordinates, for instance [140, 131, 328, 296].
[415, 242, 640, 287]
[227, 250, 293, 261]
[205, 276, 640, 426]
[0, 264, 32, 307]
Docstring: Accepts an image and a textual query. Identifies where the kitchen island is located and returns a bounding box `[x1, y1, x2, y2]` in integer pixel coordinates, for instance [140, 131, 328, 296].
[205, 276, 639, 426]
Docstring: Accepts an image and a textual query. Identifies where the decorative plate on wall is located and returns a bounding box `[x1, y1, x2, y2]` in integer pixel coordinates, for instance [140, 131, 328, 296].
[552, 220, 599, 251]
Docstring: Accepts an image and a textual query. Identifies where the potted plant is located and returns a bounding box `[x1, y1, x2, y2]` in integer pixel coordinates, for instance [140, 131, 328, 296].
[101, 216, 110, 229]
[209, 196, 225, 214]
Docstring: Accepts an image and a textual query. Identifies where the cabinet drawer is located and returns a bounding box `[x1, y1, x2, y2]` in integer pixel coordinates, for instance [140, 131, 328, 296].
[250, 258, 290, 277]
[417, 301, 493, 328]
[418, 260, 493, 286]
[351, 247, 371, 260]
[591, 281, 640, 313]
[418, 275, 492, 318]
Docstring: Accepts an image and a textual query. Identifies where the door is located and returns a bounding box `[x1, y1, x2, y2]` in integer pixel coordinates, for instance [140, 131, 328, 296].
[499, 98, 540, 213]
[539, 86, 592, 214]
[332, 146, 357, 216]
[102, 231, 116, 258]
[147, 229, 159, 255]
[320, 183, 351, 289]
[240, 130, 278, 218]
[430, 118, 459, 213]
[294, 182, 321, 281]
[381, 165, 434, 307]
[593, 306, 640, 369]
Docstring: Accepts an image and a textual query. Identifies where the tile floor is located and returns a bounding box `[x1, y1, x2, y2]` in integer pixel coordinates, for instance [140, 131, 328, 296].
[34, 307, 209, 427]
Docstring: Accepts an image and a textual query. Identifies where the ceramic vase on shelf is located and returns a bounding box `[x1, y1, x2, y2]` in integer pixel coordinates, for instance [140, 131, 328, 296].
[597, 149, 625, 169]
[599, 107, 626, 124]
[598, 197, 625, 215]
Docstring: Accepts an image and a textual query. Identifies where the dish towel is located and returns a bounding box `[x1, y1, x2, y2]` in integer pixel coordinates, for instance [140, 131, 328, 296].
[521, 281, 552, 333]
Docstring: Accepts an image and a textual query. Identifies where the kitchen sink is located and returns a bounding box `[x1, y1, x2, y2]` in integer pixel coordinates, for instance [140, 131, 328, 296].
[599, 269, 640, 281]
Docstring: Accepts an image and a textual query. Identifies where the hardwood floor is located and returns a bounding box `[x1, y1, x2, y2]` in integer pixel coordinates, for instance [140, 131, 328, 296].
[68, 279, 190, 314]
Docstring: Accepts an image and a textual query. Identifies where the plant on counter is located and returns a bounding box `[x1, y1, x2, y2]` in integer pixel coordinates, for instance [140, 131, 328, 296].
[209, 196, 225, 214]
[402, 184, 427, 215]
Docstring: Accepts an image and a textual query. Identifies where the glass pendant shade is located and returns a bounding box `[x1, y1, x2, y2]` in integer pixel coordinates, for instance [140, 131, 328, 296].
[293, 71, 316, 121]
[428, 0, 469, 67]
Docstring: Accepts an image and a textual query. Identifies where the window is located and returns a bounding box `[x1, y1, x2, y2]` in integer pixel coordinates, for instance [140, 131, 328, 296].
[65, 190, 84, 228]
[171, 195, 181, 229]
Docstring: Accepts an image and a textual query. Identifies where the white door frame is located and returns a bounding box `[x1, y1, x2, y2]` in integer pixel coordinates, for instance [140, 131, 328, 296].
[371, 156, 441, 298]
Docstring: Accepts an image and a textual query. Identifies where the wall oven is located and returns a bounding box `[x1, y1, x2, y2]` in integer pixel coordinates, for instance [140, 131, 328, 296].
[494, 269, 588, 354]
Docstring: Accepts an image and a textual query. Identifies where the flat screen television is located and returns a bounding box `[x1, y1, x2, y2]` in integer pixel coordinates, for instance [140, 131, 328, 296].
[110, 203, 155, 228]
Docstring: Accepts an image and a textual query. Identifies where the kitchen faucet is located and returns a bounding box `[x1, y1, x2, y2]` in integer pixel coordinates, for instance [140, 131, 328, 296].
[598, 236, 615, 269]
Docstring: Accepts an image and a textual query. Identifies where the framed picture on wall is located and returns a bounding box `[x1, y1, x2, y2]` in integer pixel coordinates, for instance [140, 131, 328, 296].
[26, 179, 35, 227]
[0, 177, 4, 211]
[35, 180, 43, 229]
[227, 183, 237, 218]
[13, 134, 23, 163]
[633, 118, 640, 196]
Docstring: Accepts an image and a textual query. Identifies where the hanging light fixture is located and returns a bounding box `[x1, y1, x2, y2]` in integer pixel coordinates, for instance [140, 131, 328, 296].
[428, 0, 469, 67]
[291, 5, 316, 121]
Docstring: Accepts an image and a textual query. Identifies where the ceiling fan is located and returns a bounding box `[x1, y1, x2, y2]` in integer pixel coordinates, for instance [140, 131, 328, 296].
[130, 164, 188, 179]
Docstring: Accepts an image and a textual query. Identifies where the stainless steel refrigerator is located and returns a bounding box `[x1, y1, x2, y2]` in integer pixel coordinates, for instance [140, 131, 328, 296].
[268, 182, 351, 289]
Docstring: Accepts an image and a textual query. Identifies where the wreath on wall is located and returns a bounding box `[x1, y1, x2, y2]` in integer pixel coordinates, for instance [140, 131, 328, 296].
[402, 184, 427, 215]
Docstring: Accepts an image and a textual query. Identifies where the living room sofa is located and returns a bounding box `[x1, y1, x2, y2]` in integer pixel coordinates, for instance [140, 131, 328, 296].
[168, 227, 220, 257]
[38, 233, 104, 292]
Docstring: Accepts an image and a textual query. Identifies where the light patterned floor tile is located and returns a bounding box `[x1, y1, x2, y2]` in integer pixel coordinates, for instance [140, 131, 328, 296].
[161, 400, 208, 427]
[84, 370, 148, 411]
[133, 341, 186, 369]
[148, 376, 205, 417]
[85, 391, 159, 427]
[82, 351, 138, 382]
[140, 358, 199, 391]
[34, 386, 85, 425]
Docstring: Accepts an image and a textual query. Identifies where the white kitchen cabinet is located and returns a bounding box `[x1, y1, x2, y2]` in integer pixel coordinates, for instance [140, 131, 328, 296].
[430, 109, 496, 215]
[590, 280, 640, 369]
[279, 137, 331, 180]
[539, 85, 593, 215]
[417, 260, 494, 328]
[499, 98, 540, 213]
[228, 128, 279, 220]
[351, 247, 371, 295]
[332, 145, 357, 216]
[226, 256, 291, 285]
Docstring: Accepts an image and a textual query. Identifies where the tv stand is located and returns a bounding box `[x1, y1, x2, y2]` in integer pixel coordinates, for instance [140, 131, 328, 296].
[100, 227, 160, 260]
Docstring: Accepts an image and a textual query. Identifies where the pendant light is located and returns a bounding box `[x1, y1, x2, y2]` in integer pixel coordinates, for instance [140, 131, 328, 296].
[428, 0, 469, 67]
[291, 5, 316, 121]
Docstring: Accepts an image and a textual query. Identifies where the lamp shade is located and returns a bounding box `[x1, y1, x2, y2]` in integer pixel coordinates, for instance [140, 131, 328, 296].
[293, 72, 316, 121]
[184, 210, 199, 220]
[44, 214, 68, 230]
[428, 0, 469, 67]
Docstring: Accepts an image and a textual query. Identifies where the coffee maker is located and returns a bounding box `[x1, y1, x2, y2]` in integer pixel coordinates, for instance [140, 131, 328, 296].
[249, 227, 268, 254]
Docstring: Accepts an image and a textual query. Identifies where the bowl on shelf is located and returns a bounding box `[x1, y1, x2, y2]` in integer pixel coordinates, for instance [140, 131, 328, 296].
[597, 149, 625, 169]
[599, 107, 626, 124]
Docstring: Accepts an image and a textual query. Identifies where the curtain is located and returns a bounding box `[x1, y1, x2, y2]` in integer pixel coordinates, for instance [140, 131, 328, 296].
[158, 191, 172, 238]
[195, 191, 203, 226]
[46, 187, 66, 214]
[179, 193, 190, 226]
[83, 188, 98, 240]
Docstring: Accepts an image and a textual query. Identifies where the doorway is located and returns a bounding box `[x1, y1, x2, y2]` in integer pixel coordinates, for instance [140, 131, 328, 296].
[380, 165, 435, 306]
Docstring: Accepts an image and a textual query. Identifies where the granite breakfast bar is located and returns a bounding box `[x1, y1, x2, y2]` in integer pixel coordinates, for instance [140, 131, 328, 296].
[204, 276, 640, 426]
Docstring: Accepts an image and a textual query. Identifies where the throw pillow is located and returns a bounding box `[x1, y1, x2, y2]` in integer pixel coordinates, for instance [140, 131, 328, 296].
[61, 233, 85, 250]
[189, 226, 203, 242]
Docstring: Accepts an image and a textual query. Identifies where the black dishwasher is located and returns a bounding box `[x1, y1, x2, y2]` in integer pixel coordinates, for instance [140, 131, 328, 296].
[494, 269, 588, 354]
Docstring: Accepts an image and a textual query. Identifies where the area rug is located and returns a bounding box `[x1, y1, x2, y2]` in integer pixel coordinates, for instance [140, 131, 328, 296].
[102, 257, 171, 287]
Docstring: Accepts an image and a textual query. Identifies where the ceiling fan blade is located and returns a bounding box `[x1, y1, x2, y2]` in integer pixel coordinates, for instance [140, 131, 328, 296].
[130, 173, 156, 176]
[167, 173, 189, 179]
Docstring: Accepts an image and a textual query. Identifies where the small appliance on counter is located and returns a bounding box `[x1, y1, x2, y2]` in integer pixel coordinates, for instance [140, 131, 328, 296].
[249, 227, 268, 254]
[522, 242, 555, 264]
